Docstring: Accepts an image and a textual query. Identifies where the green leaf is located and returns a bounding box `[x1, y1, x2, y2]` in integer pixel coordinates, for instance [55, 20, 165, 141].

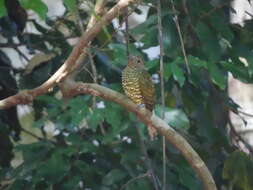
[207, 62, 227, 90]
[174, 160, 201, 189]
[88, 109, 104, 131]
[232, 44, 253, 76]
[63, 0, 77, 12]
[209, 11, 234, 42]
[223, 151, 253, 190]
[155, 106, 190, 130]
[171, 58, 185, 87]
[108, 43, 127, 66]
[146, 59, 159, 70]
[131, 15, 157, 34]
[164, 63, 172, 81]
[68, 96, 88, 126]
[220, 61, 250, 82]
[0, 0, 7, 18]
[188, 55, 207, 68]
[104, 103, 122, 129]
[139, 26, 158, 48]
[6, 179, 28, 190]
[36, 151, 70, 183]
[16, 142, 52, 163]
[20, 0, 48, 20]
[196, 22, 221, 62]
[62, 176, 82, 189]
[102, 169, 126, 186]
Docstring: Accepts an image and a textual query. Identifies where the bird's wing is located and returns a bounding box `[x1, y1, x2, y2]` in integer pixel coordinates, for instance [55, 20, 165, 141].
[139, 69, 155, 111]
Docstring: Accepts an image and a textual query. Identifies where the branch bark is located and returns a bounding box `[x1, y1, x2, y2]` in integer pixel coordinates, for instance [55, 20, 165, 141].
[0, 0, 135, 109]
[0, 0, 217, 189]
[62, 82, 218, 190]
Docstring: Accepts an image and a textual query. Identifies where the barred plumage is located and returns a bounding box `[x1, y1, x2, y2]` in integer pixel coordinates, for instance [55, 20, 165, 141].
[122, 55, 156, 139]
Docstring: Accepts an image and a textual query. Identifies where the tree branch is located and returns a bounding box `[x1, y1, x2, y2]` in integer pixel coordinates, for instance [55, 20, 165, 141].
[0, 0, 217, 189]
[120, 172, 150, 190]
[0, 0, 136, 110]
[61, 82, 217, 190]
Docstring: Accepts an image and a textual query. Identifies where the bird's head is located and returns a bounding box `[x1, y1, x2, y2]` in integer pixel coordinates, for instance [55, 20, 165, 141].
[128, 55, 144, 68]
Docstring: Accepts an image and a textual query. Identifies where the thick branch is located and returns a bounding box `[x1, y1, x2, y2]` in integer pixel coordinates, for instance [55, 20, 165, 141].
[64, 82, 217, 190]
[0, 0, 217, 189]
[0, 0, 136, 109]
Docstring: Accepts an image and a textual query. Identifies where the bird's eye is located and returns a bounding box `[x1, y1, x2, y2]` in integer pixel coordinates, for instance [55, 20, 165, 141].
[137, 59, 142, 63]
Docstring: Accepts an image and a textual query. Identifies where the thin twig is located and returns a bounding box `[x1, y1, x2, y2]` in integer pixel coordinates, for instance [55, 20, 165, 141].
[125, 8, 130, 57]
[0, 79, 218, 190]
[237, 109, 253, 118]
[13, 46, 29, 62]
[21, 127, 43, 140]
[136, 126, 161, 190]
[170, 0, 190, 74]
[120, 172, 149, 190]
[88, 51, 98, 108]
[228, 118, 253, 156]
[75, 0, 85, 33]
[63, 82, 217, 190]
[245, 10, 253, 18]
[82, 64, 95, 80]
[157, 0, 167, 189]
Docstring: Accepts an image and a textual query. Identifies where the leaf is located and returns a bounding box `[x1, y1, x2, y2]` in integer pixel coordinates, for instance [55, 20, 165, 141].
[162, 15, 180, 58]
[188, 55, 207, 68]
[102, 169, 126, 186]
[146, 59, 159, 70]
[155, 106, 190, 130]
[207, 62, 227, 90]
[131, 15, 157, 34]
[196, 22, 221, 62]
[232, 43, 253, 76]
[164, 63, 172, 81]
[20, 0, 48, 20]
[62, 176, 82, 189]
[67, 96, 89, 126]
[24, 53, 55, 74]
[139, 26, 158, 48]
[103, 103, 122, 130]
[36, 151, 71, 183]
[223, 151, 253, 190]
[16, 142, 52, 163]
[171, 58, 185, 87]
[63, 0, 77, 12]
[174, 160, 201, 189]
[88, 109, 104, 131]
[209, 10, 234, 42]
[220, 61, 250, 82]
[0, 0, 7, 18]
[108, 43, 127, 66]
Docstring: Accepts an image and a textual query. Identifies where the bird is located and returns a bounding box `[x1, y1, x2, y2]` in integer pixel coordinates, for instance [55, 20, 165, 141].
[122, 55, 157, 139]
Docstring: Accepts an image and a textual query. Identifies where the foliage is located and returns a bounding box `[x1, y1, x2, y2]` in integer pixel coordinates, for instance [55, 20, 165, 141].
[0, 0, 253, 189]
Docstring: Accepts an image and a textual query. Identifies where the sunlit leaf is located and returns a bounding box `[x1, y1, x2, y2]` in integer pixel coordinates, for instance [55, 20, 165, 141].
[20, 0, 48, 20]
[63, 0, 77, 12]
[0, 0, 7, 18]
